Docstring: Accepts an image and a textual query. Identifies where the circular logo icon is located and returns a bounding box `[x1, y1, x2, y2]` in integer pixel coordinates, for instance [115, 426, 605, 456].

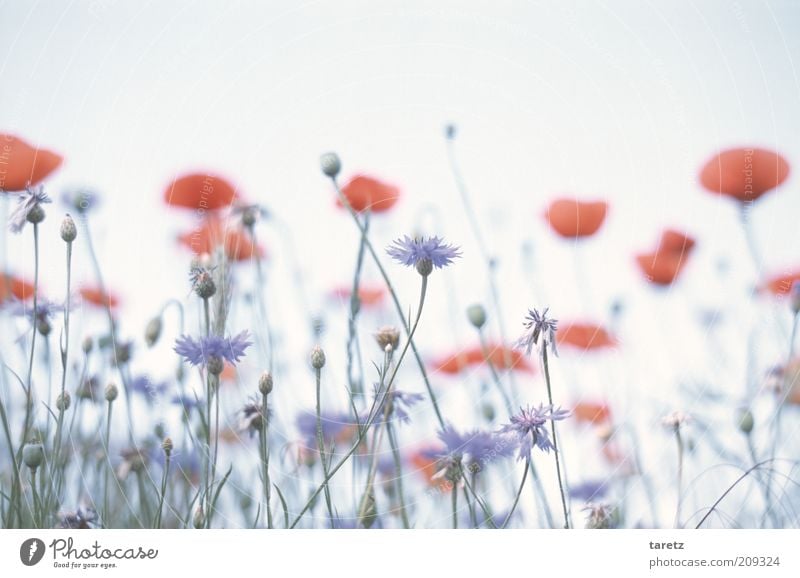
[20, 538, 46, 566]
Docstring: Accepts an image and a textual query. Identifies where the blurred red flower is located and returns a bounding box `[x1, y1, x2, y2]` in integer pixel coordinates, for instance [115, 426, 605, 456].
[80, 286, 120, 309]
[178, 217, 265, 261]
[635, 251, 688, 286]
[571, 401, 612, 425]
[544, 199, 608, 238]
[430, 344, 533, 375]
[761, 271, 800, 296]
[0, 134, 63, 192]
[337, 175, 400, 213]
[408, 446, 441, 486]
[0, 274, 34, 303]
[163, 173, 238, 210]
[557, 322, 617, 351]
[329, 284, 386, 308]
[699, 147, 790, 203]
[657, 229, 696, 255]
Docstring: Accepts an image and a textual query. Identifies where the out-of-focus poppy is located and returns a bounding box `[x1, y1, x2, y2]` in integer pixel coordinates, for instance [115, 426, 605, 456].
[761, 270, 800, 296]
[771, 358, 800, 405]
[0, 134, 63, 192]
[544, 199, 608, 238]
[329, 284, 386, 308]
[178, 217, 265, 261]
[557, 323, 617, 351]
[635, 251, 689, 286]
[571, 401, 612, 425]
[657, 229, 696, 255]
[408, 446, 441, 486]
[163, 173, 238, 211]
[337, 175, 400, 213]
[430, 344, 534, 375]
[0, 274, 34, 302]
[79, 286, 120, 309]
[220, 362, 238, 384]
[699, 147, 790, 203]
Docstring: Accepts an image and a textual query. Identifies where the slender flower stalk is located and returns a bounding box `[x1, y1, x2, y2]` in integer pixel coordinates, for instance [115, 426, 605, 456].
[20, 223, 40, 450]
[323, 163, 447, 427]
[155, 438, 172, 529]
[258, 373, 274, 529]
[662, 411, 690, 528]
[385, 420, 410, 528]
[102, 384, 118, 526]
[502, 457, 531, 528]
[451, 482, 458, 529]
[311, 346, 335, 523]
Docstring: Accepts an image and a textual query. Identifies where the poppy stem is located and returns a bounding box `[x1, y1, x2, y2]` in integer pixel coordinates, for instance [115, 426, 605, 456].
[329, 175, 445, 429]
[673, 425, 684, 528]
[259, 391, 273, 529]
[346, 212, 370, 399]
[103, 399, 113, 526]
[541, 346, 570, 529]
[20, 223, 39, 451]
[451, 481, 458, 529]
[386, 420, 410, 528]
[154, 452, 170, 529]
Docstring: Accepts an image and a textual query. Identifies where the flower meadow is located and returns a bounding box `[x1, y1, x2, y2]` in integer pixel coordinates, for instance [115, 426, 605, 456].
[0, 132, 798, 531]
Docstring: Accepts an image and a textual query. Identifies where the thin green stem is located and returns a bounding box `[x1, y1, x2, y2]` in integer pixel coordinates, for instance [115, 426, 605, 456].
[259, 392, 273, 529]
[20, 223, 40, 449]
[386, 421, 410, 528]
[346, 212, 370, 398]
[451, 482, 458, 529]
[155, 454, 170, 529]
[330, 176, 445, 428]
[315, 366, 335, 523]
[103, 400, 113, 526]
[674, 426, 684, 528]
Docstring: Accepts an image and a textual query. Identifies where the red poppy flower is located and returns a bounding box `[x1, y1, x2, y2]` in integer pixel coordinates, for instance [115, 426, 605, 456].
[657, 229, 696, 256]
[163, 173, 238, 210]
[79, 286, 120, 309]
[544, 198, 608, 239]
[778, 358, 800, 405]
[0, 134, 63, 192]
[0, 274, 35, 302]
[571, 401, 612, 425]
[557, 323, 617, 351]
[337, 175, 400, 213]
[329, 284, 386, 308]
[178, 217, 265, 261]
[430, 344, 533, 375]
[635, 251, 689, 286]
[699, 147, 790, 203]
[761, 270, 800, 296]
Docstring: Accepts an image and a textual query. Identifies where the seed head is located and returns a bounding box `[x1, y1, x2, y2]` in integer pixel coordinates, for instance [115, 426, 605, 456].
[320, 152, 342, 178]
[162, 437, 174, 455]
[374, 326, 400, 352]
[60, 214, 77, 242]
[258, 371, 273, 395]
[310, 345, 326, 369]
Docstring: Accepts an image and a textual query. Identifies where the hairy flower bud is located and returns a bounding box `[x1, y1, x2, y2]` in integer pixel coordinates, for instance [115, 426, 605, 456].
[207, 355, 224, 376]
[415, 258, 433, 277]
[193, 507, 205, 529]
[27, 204, 46, 225]
[320, 152, 341, 178]
[104, 383, 119, 402]
[310, 345, 326, 370]
[23, 443, 44, 470]
[60, 214, 77, 242]
[258, 371, 273, 395]
[162, 437, 174, 455]
[145, 316, 162, 347]
[466, 304, 487, 329]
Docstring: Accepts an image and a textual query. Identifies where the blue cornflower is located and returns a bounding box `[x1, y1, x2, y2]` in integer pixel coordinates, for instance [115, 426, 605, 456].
[422, 425, 471, 482]
[10, 298, 62, 324]
[61, 187, 98, 214]
[516, 307, 559, 358]
[129, 375, 168, 402]
[569, 480, 611, 503]
[9, 186, 51, 233]
[372, 385, 424, 425]
[386, 235, 461, 275]
[173, 331, 251, 367]
[461, 429, 517, 473]
[171, 393, 202, 413]
[499, 403, 571, 459]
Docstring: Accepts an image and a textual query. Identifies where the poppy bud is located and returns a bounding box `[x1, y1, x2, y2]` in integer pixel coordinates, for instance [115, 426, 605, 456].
[310, 345, 326, 370]
[23, 443, 44, 470]
[258, 371, 273, 395]
[145, 316, 162, 347]
[466, 304, 487, 329]
[37, 318, 52, 336]
[193, 507, 205, 529]
[320, 152, 341, 178]
[82, 336, 93, 354]
[105, 383, 119, 402]
[56, 391, 71, 411]
[736, 407, 754, 434]
[60, 214, 77, 242]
